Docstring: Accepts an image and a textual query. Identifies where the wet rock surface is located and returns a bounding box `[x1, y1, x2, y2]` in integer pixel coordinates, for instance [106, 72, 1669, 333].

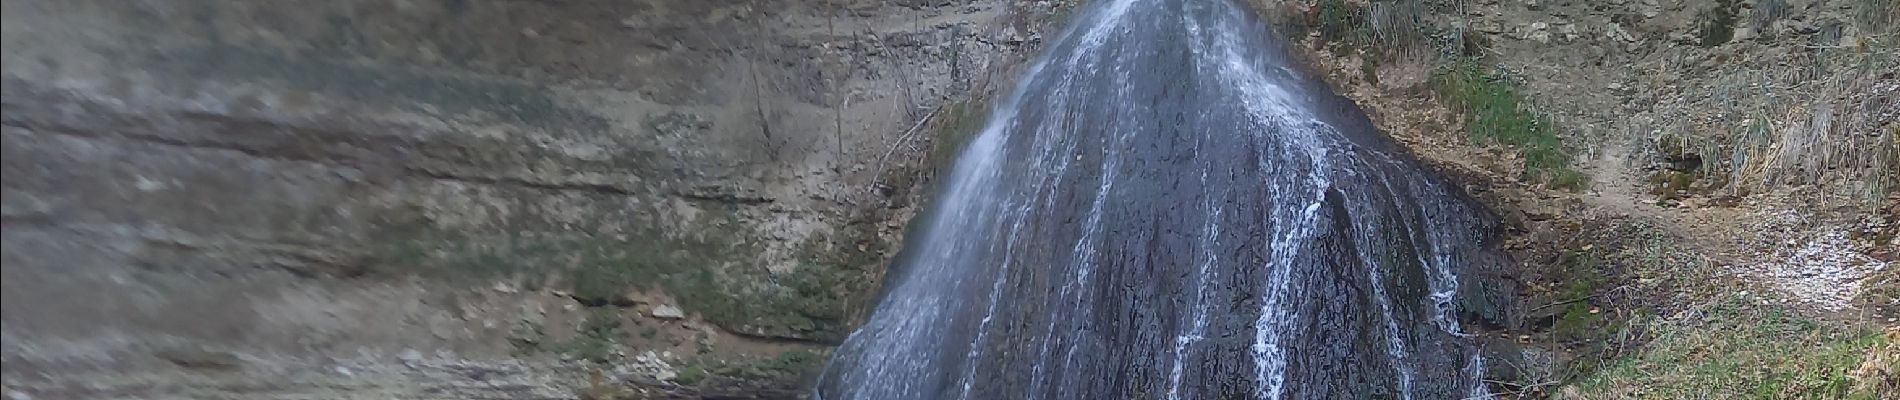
[818, 1, 1514, 398]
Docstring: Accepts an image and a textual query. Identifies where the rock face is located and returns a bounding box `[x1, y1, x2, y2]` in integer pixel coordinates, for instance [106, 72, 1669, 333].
[0, 0, 1070, 397]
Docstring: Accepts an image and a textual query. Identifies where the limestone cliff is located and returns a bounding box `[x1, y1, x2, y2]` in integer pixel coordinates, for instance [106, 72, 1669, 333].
[1, 0, 1074, 397]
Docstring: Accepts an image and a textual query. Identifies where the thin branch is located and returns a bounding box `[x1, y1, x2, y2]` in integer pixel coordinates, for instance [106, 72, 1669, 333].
[864, 104, 947, 198]
[1528, 296, 1595, 314]
[1529, 284, 1630, 313]
[749, 58, 777, 162]
[829, 0, 849, 199]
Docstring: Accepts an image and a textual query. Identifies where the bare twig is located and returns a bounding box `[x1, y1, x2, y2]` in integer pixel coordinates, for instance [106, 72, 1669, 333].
[1528, 296, 1596, 314]
[749, 58, 777, 162]
[829, 0, 848, 199]
[850, 16, 922, 118]
[1528, 284, 1630, 314]
[864, 104, 947, 198]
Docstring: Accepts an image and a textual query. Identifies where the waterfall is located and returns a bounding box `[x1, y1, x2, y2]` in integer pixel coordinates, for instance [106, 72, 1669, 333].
[816, 0, 1501, 398]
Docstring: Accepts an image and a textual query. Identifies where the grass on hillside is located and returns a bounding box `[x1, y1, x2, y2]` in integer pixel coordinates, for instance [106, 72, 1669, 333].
[1431, 61, 1590, 191]
[1569, 296, 1894, 399]
[1546, 219, 1896, 399]
[1278, 0, 1589, 191]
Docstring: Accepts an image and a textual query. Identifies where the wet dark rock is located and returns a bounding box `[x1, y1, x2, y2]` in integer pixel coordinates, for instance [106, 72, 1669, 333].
[818, 0, 1513, 398]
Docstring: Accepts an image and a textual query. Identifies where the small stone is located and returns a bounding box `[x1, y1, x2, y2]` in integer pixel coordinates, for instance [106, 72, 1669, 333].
[493, 282, 518, 294]
[335, 366, 354, 377]
[134, 176, 166, 191]
[399, 348, 424, 363]
[1527, 30, 1551, 43]
[1638, 0, 1661, 19]
[156, 348, 243, 370]
[999, 25, 1025, 44]
[651, 305, 686, 320]
[1607, 24, 1637, 43]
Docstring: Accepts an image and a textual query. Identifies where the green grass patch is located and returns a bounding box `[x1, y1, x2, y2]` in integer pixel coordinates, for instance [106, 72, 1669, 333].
[1551, 250, 1608, 343]
[675, 364, 709, 386]
[567, 309, 626, 363]
[926, 98, 994, 172]
[375, 221, 869, 341]
[1431, 61, 1589, 191]
[708, 349, 825, 380]
[1570, 298, 1890, 399]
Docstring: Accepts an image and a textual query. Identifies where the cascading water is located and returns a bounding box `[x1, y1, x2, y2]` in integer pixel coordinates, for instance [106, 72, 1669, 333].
[816, 0, 1507, 398]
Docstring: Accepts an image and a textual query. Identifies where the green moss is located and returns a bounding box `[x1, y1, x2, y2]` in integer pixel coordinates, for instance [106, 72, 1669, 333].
[1551, 250, 1607, 343]
[927, 98, 993, 172]
[1432, 61, 1589, 191]
[1647, 170, 1696, 200]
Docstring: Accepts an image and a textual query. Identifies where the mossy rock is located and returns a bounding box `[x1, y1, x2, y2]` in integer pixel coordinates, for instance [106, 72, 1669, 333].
[1648, 170, 1696, 200]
